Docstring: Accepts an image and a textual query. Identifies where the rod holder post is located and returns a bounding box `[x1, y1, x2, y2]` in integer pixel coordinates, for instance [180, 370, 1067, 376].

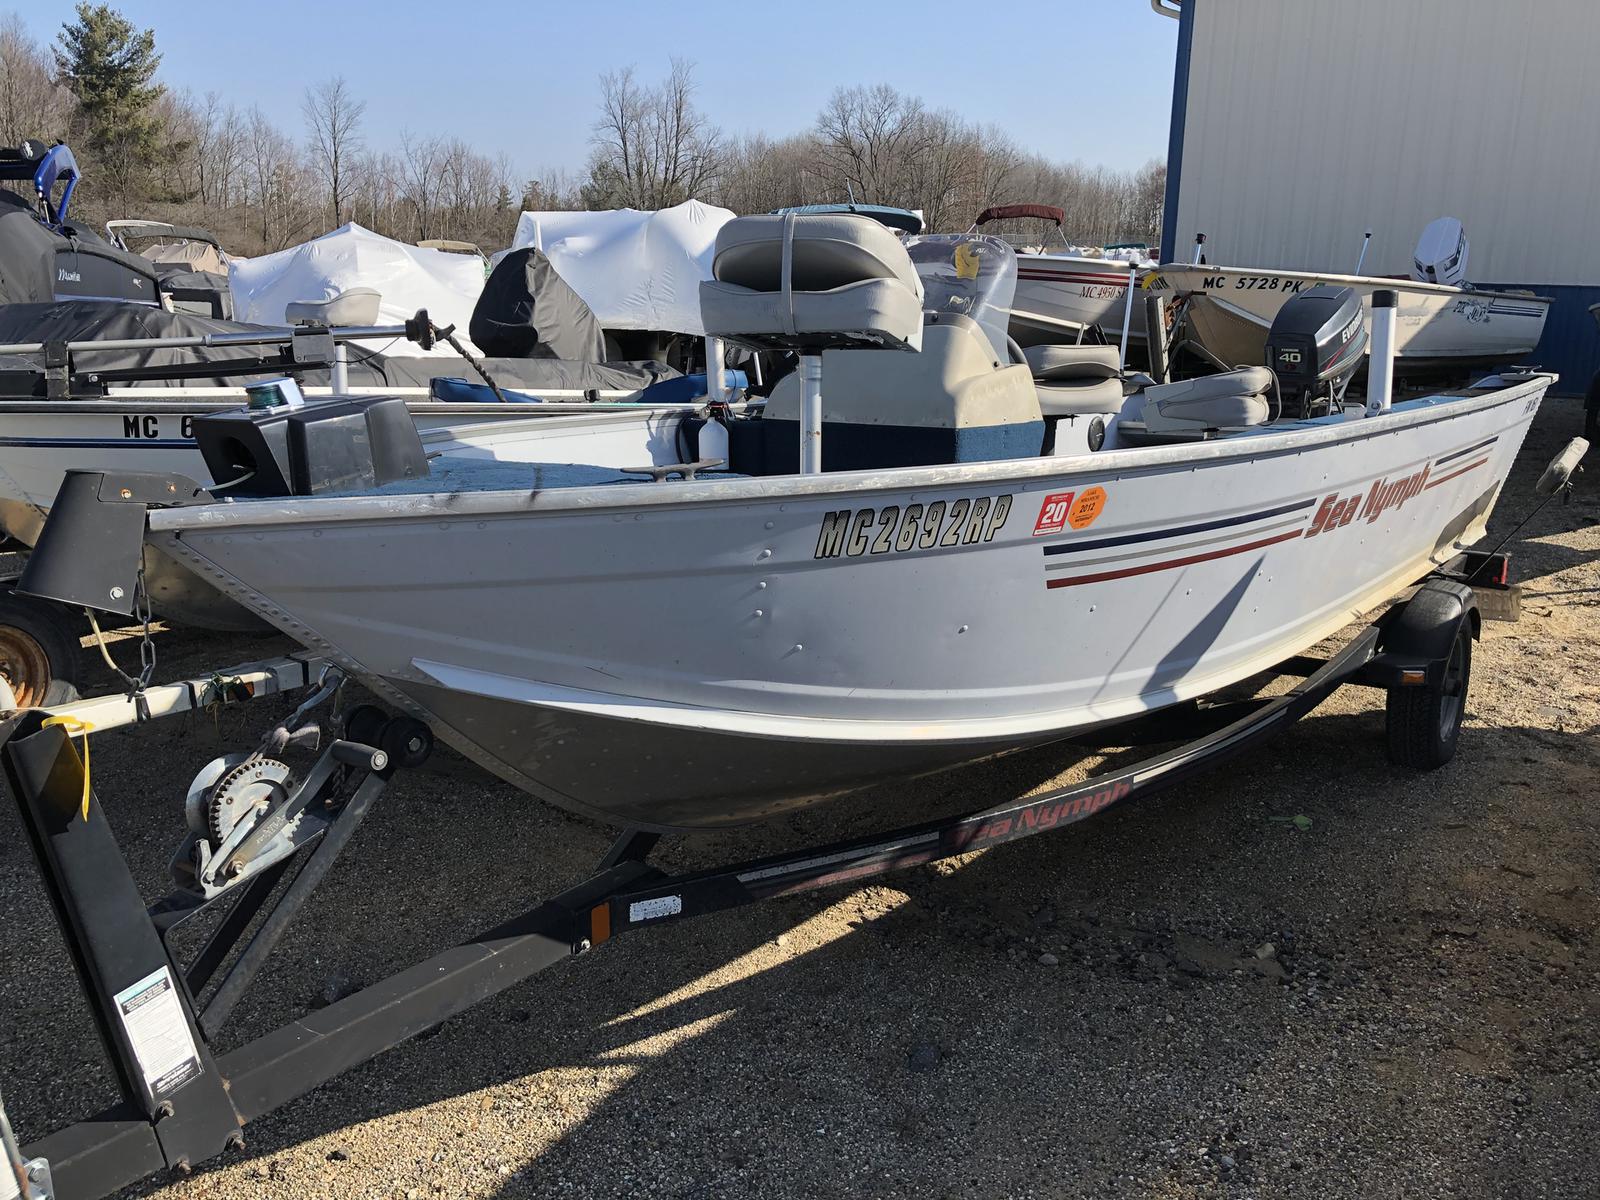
[799, 353, 823, 475]
[1366, 289, 1397, 417]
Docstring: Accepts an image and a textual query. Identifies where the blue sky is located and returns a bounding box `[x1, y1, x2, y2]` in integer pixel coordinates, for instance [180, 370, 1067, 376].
[18, 0, 1177, 181]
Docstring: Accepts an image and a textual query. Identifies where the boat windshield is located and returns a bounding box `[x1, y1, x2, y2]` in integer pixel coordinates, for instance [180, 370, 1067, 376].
[905, 233, 1017, 359]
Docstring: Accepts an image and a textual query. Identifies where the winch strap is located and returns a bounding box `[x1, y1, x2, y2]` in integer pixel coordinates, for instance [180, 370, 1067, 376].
[39, 713, 92, 821]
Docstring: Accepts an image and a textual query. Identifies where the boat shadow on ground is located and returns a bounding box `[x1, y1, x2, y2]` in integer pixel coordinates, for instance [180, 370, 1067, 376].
[18, 698, 1580, 1199]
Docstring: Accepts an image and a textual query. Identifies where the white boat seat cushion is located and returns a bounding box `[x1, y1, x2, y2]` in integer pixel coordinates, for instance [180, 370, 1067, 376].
[700, 214, 923, 352]
[1139, 366, 1274, 432]
[285, 286, 382, 327]
[1036, 377, 1128, 416]
[1023, 343, 1121, 382]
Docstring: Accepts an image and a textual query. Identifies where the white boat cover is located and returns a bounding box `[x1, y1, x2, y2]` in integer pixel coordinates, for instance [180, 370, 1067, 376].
[228, 224, 486, 354]
[510, 200, 735, 334]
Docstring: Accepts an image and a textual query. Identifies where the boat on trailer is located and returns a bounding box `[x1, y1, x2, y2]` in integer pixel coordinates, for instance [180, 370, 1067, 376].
[3, 212, 1589, 1200]
[21, 215, 1559, 830]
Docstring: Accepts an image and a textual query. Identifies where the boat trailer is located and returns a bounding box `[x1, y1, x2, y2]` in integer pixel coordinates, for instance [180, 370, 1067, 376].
[0, 562, 1513, 1199]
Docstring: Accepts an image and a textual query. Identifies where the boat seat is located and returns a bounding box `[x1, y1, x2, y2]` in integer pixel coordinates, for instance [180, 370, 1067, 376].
[1024, 344, 1129, 416]
[1134, 366, 1274, 435]
[699, 213, 923, 352]
[1023, 344, 1120, 380]
[285, 286, 382, 327]
[743, 313, 1042, 472]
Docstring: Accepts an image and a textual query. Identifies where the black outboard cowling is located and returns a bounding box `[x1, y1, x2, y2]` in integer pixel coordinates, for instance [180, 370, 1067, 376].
[1264, 285, 1367, 418]
[193, 396, 429, 498]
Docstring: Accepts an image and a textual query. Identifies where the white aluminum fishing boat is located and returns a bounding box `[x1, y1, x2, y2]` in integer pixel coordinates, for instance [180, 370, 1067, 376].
[1155, 220, 1549, 373]
[25, 216, 1556, 831]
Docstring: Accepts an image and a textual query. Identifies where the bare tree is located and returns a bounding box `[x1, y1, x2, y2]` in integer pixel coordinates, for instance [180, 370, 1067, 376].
[303, 76, 365, 226]
[815, 84, 929, 206]
[0, 14, 73, 147]
[585, 59, 723, 209]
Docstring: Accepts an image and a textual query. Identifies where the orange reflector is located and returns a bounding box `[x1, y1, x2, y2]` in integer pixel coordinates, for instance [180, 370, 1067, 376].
[1400, 669, 1427, 686]
[590, 903, 611, 945]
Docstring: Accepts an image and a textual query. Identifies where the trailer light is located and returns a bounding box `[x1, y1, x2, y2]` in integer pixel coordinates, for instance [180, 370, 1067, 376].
[589, 903, 611, 946]
[1400, 669, 1426, 686]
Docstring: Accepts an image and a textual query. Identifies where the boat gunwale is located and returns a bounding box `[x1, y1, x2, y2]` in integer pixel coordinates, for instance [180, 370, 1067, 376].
[150, 375, 1553, 533]
[1155, 262, 1554, 304]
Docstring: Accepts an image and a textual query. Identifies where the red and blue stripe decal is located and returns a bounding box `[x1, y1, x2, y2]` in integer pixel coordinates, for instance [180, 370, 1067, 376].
[1040, 435, 1500, 590]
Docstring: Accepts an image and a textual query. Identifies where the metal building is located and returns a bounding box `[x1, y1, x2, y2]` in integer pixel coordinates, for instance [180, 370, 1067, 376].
[1156, 0, 1600, 390]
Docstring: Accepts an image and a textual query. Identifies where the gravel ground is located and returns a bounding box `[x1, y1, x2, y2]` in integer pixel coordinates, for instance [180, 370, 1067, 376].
[1, 397, 1596, 1200]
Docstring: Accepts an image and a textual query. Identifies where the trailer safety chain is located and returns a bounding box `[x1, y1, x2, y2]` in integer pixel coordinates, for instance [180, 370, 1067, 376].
[83, 566, 157, 723]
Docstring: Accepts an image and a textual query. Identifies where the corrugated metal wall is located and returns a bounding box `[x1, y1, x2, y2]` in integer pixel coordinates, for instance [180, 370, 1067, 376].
[1170, 0, 1600, 389]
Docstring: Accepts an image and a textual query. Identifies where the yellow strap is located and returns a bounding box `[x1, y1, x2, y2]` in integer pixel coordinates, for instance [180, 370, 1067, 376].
[41, 715, 93, 821]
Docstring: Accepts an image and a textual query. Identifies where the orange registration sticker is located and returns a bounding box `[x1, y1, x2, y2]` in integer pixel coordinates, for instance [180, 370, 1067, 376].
[1032, 491, 1076, 536]
[1068, 486, 1107, 529]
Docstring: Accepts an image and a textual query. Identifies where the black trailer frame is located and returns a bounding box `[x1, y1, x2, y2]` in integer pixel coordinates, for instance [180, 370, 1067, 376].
[0, 568, 1502, 1200]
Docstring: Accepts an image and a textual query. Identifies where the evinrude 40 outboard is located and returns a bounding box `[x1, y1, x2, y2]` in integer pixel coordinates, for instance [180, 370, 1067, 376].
[1264, 285, 1368, 418]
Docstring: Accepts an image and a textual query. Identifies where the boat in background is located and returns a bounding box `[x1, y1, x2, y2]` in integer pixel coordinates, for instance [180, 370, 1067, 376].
[970, 204, 1153, 347]
[1155, 219, 1550, 375]
[105, 219, 234, 318]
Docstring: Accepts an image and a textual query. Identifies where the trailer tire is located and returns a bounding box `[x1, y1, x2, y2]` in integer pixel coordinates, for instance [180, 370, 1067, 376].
[0, 591, 82, 709]
[1385, 622, 1471, 769]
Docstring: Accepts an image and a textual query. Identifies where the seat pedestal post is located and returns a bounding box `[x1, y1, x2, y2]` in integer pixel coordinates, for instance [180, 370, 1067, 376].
[332, 341, 348, 393]
[799, 353, 823, 475]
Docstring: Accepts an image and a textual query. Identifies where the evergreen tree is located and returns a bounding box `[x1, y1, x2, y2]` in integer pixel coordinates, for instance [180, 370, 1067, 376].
[52, 2, 163, 217]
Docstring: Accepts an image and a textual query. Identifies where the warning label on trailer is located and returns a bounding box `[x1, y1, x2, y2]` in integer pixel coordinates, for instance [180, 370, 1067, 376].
[114, 967, 202, 1101]
[628, 895, 684, 923]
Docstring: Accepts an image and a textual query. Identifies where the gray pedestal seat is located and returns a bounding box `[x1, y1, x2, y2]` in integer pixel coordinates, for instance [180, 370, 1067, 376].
[699, 213, 924, 353]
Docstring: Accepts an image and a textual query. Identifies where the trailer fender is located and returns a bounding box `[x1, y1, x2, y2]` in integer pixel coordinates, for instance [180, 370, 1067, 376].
[1360, 578, 1479, 688]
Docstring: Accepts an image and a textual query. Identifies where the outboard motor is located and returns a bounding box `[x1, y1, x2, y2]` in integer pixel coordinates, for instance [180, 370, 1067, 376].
[1264, 285, 1367, 419]
[1411, 217, 1469, 286]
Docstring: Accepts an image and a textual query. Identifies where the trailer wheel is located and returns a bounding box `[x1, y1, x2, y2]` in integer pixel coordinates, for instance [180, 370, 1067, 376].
[0, 591, 82, 709]
[1385, 623, 1471, 769]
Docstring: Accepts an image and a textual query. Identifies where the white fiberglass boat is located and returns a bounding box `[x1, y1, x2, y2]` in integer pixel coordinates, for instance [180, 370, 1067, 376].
[971, 205, 1152, 347]
[26, 217, 1555, 831]
[1155, 220, 1550, 374]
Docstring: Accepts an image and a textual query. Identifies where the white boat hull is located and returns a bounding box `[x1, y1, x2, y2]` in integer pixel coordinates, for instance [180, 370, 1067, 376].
[1011, 254, 1149, 346]
[148, 376, 1550, 829]
[1154, 264, 1549, 372]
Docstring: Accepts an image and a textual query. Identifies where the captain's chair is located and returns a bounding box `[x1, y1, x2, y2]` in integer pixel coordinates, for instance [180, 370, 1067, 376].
[701, 213, 928, 474]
